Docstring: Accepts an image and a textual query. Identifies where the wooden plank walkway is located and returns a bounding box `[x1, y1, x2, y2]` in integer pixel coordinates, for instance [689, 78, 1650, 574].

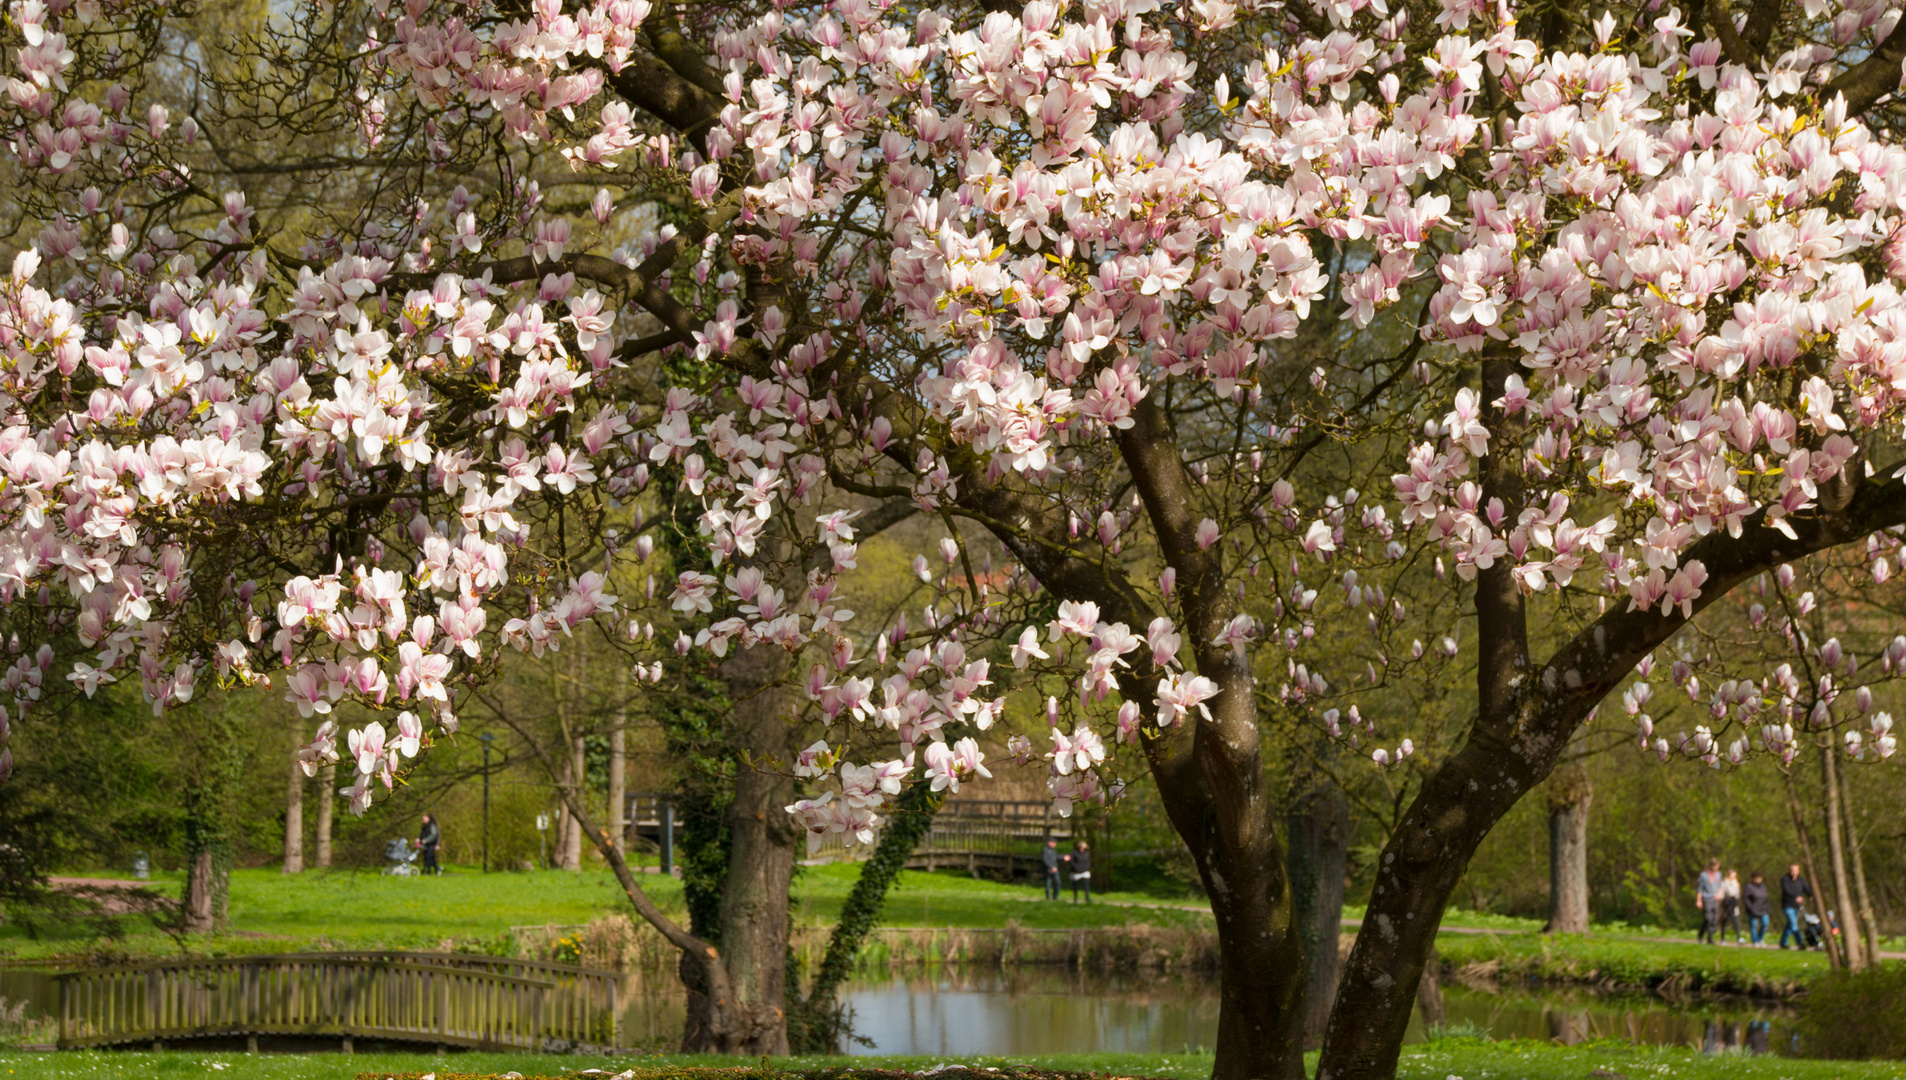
[55, 952, 619, 1052]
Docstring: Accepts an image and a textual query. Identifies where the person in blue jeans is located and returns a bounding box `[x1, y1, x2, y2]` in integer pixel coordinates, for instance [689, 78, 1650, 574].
[1040, 839, 1063, 900]
[1778, 864, 1813, 948]
[1741, 872, 1772, 945]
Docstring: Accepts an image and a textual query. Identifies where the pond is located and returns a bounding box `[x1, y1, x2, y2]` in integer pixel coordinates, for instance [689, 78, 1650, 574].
[2, 964, 1797, 1056]
[595, 967, 1799, 1056]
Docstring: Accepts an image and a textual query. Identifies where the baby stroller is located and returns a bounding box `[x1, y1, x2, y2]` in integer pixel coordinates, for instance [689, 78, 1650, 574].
[1802, 911, 1825, 949]
[382, 838, 421, 876]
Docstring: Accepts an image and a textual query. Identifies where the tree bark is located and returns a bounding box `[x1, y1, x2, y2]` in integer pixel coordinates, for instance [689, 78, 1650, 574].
[314, 762, 334, 868]
[182, 848, 218, 933]
[1289, 782, 1350, 1046]
[283, 746, 305, 875]
[688, 639, 799, 1055]
[609, 681, 627, 857]
[1544, 759, 1592, 934]
[1104, 400, 1308, 1080]
[563, 735, 585, 871]
[1836, 754, 1883, 964]
[1820, 745, 1865, 969]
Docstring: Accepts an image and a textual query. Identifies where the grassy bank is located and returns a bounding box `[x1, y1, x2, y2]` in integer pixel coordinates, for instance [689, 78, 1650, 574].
[3, 1042, 1906, 1080]
[1436, 931, 1831, 997]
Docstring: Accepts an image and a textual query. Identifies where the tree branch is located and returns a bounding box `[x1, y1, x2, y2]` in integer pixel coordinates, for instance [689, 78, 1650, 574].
[1824, 21, 1906, 116]
[1704, 0, 1760, 68]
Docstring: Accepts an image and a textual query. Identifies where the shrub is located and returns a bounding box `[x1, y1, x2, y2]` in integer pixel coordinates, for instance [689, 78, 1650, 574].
[1796, 962, 1906, 1059]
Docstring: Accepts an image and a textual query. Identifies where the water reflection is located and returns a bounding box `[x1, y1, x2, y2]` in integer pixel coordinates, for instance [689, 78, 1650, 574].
[1409, 984, 1796, 1054]
[840, 970, 1221, 1056]
[608, 968, 1797, 1056]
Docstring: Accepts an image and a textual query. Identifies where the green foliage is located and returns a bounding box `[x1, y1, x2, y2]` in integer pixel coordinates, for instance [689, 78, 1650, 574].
[655, 666, 737, 943]
[1795, 963, 1906, 1060]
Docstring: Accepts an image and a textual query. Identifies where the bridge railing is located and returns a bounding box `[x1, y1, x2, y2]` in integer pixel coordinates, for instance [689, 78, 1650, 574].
[55, 952, 618, 1051]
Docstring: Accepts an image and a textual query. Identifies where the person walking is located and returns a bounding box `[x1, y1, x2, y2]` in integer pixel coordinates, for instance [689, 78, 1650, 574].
[1719, 870, 1743, 944]
[1778, 864, 1813, 949]
[1742, 871, 1772, 946]
[1694, 858, 1723, 944]
[418, 813, 442, 876]
[1040, 838, 1062, 900]
[1069, 840, 1092, 903]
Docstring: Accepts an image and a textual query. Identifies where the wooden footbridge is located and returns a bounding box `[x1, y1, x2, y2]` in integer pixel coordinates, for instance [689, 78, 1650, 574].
[55, 952, 619, 1052]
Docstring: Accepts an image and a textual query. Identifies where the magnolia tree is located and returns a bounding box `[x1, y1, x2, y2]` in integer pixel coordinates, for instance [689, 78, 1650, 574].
[8, 0, 1906, 1073]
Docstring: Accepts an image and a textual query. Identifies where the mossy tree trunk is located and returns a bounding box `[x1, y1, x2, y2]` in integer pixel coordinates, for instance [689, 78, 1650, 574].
[180, 707, 243, 932]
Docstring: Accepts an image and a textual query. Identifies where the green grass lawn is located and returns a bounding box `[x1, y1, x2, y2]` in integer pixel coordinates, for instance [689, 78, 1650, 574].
[1, 1042, 1904, 1080]
[0, 866, 668, 963]
[0, 863, 1214, 964]
[790, 864, 1213, 931]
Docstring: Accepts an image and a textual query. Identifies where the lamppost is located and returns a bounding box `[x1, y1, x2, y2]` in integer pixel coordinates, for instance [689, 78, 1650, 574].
[480, 732, 495, 873]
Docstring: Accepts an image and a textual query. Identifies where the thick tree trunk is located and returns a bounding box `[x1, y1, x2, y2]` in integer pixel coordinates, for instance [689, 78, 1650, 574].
[283, 748, 305, 875]
[562, 735, 585, 871]
[1288, 782, 1350, 1046]
[182, 720, 237, 932]
[182, 848, 218, 932]
[687, 640, 799, 1055]
[1108, 401, 1308, 1080]
[1820, 745, 1865, 969]
[1544, 761, 1592, 934]
[314, 761, 335, 868]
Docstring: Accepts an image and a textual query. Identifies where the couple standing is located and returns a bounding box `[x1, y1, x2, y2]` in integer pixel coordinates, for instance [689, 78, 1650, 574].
[1041, 838, 1092, 902]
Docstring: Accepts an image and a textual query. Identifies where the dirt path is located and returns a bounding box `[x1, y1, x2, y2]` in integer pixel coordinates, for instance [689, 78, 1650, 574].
[44, 876, 174, 916]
